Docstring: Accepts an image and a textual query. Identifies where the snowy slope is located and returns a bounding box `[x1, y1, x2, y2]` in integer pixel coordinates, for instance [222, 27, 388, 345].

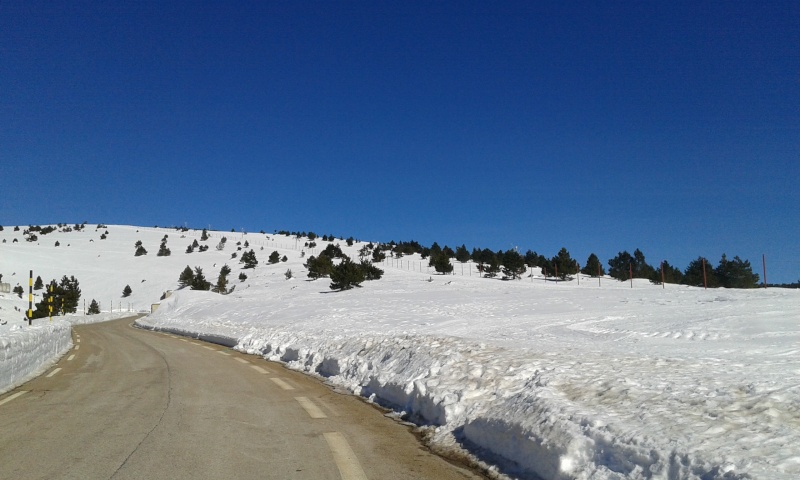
[2, 224, 799, 479]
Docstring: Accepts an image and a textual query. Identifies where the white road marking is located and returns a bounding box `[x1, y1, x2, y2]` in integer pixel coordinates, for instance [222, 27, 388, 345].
[180, 339, 188, 342]
[217, 351, 231, 356]
[270, 377, 295, 391]
[0, 391, 28, 407]
[295, 397, 327, 418]
[67, 354, 75, 361]
[77, 338, 81, 343]
[250, 365, 269, 374]
[235, 358, 249, 364]
[323, 432, 369, 480]
[46, 368, 62, 378]
[74, 345, 80, 350]
[203, 346, 215, 351]
[191, 342, 202, 346]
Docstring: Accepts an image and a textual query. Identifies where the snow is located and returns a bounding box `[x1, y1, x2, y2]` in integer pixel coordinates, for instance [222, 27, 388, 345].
[2, 224, 799, 479]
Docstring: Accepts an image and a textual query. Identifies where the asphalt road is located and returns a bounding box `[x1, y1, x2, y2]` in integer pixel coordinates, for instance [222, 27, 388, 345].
[0, 317, 483, 479]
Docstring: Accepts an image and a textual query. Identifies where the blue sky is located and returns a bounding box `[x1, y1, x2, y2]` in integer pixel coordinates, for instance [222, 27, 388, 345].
[2, 1, 798, 283]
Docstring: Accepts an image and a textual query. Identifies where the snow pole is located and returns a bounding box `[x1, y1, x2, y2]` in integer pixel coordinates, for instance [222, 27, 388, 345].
[702, 258, 708, 290]
[762, 254, 767, 288]
[629, 262, 633, 288]
[577, 263, 580, 285]
[597, 263, 601, 287]
[48, 284, 53, 322]
[28, 270, 33, 326]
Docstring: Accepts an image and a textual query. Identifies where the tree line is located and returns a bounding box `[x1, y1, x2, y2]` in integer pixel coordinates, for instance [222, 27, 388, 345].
[378, 240, 762, 288]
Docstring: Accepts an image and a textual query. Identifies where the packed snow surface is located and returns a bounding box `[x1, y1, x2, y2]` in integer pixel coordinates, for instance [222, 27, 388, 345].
[2, 225, 799, 479]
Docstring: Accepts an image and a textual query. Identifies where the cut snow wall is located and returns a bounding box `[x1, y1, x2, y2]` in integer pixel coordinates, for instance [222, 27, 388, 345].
[0, 322, 72, 394]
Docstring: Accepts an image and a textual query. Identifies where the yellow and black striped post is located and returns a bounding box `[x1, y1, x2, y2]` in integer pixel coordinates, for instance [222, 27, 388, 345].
[48, 284, 53, 322]
[28, 270, 33, 326]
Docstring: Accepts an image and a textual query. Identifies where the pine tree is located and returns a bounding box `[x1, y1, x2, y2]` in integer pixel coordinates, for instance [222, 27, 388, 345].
[607, 251, 634, 281]
[190, 267, 211, 290]
[214, 265, 231, 293]
[135, 245, 147, 256]
[285, 269, 293, 280]
[501, 250, 527, 280]
[651, 260, 683, 285]
[581, 253, 605, 277]
[240, 250, 259, 268]
[715, 254, 759, 288]
[178, 265, 195, 288]
[429, 252, 454, 274]
[88, 299, 100, 315]
[34, 275, 44, 290]
[306, 255, 334, 279]
[238, 272, 247, 282]
[455, 244, 471, 263]
[268, 250, 281, 264]
[59, 275, 81, 313]
[330, 258, 366, 291]
[122, 285, 132, 297]
[682, 257, 719, 288]
[551, 248, 578, 280]
[157, 240, 171, 256]
[200, 229, 209, 241]
[360, 261, 384, 281]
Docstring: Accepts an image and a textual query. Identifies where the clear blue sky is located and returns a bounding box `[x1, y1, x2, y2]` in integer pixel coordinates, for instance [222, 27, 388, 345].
[2, 1, 798, 283]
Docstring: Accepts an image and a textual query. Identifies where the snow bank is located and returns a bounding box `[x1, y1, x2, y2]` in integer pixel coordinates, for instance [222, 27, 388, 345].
[0, 321, 72, 394]
[137, 283, 800, 480]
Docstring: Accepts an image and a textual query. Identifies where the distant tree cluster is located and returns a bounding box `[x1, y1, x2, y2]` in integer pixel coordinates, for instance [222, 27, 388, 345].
[178, 266, 211, 291]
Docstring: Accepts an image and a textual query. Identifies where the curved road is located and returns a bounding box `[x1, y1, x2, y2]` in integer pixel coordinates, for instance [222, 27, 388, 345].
[0, 317, 482, 479]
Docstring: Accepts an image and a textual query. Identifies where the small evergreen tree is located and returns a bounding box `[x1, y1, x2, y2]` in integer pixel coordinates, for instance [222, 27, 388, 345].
[34, 275, 44, 290]
[200, 229, 209, 241]
[429, 252, 454, 274]
[238, 272, 247, 282]
[240, 250, 259, 269]
[330, 258, 366, 291]
[682, 257, 719, 288]
[346, 237, 354, 247]
[178, 265, 195, 288]
[285, 269, 293, 280]
[322, 244, 345, 258]
[213, 265, 232, 293]
[190, 267, 211, 290]
[122, 285, 132, 297]
[157, 240, 171, 256]
[88, 299, 100, 315]
[360, 261, 384, 281]
[581, 253, 605, 277]
[715, 254, 759, 288]
[455, 244, 471, 263]
[268, 250, 281, 264]
[502, 250, 527, 280]
[186, 244, 194, 253]
[13, 285, 24, 298]
[306, 254, 334, 279]
[650, 260, 684, 285]
[551, 248, 578, 280]
[135, 245, 147, 256]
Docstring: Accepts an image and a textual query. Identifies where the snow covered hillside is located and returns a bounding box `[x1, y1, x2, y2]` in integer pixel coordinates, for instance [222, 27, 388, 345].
[2, 224, 799, 479]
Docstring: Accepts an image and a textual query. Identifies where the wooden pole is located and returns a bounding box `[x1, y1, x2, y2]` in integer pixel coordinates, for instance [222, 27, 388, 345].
[702, 258, 708, 290]
[629, 262, 633, 288]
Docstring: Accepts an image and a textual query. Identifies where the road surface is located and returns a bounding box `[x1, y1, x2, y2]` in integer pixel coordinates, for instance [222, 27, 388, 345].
[0, 317, 483, 479]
